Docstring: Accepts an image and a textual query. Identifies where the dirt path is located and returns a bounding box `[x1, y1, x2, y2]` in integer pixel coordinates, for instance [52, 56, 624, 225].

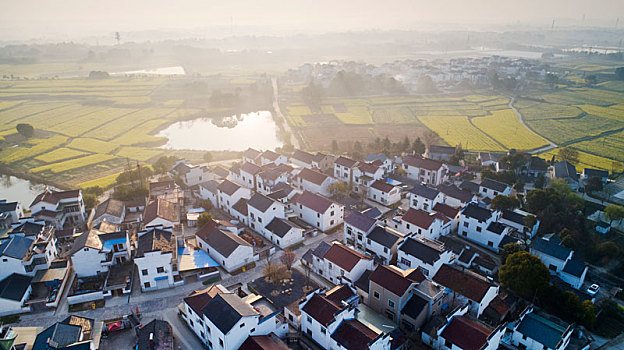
[271, 77, 300, 149]
[508, 96, 558, 154]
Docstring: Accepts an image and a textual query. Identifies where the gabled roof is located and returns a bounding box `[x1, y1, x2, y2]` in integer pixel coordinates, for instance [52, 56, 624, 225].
[232, 198, 249, 215]
[460, 180, 480, 193]
[330, 319, 380, 350]
[401, 293, 429, 319]
[0, 235, 34, 259]
[213, 166, 230, 178]
[562, 259, 586, 277]
[241, 162, 262, 175]
[197, 227, 251, 258]
[291, 150, 314, 164]
[297, 168, 329, 185]
[265, 218, 300, 238]
[399, 238, 446, 264]
[143, 199, 179, 224]
[369, 265, 417, 297]
[30, 189, 80, 207]
[137, 319, 173, 350]
[344, 211, 377, 232]
[532, 237, 571, 260]
[301, 293, 343, 326]
[487, 222, 506, 235]
[367, 226, 403, 249]
[218, 179, 242, 196]
[261, 150, 280, 161]
[362, 207, 382, 219]
[199, 180, 220, 193]
[516, 311, 570, 349]
[402, 156, 444, 171]
[552, 161, 578, 180]
[370, 179, 394, 193]
[249, 192, 278, 213]
[313, 152, 328, 163]
[293, 191, 335, 213]
[433, 203, 460, 218]
[10, 220, 45, 236]
[0, 273, 32, 301]
[410, 183, 440, 200]
[324, 243, 371, 272]
[501, 210, 525, 226]
[149, 180, 177, 192]
[357, 162, 380, 175]
[93, 198, 124, 220]
[203, 293, 258, 334]
[462, 202, 493, 222]
[440, 316, 492, 350]
[438, 184, 474, 203]
[135, 227, 175, 258]
[335, 156, 357, 168]
[402, 208, 436, 229]
[0, 201, 18, 213]
[243, 148, 262, 160]
[240, 334, 290, 350]
[480, 178, 509, 192]
[428, 145, 456, 155]
[529, 156, 548, 171]
[432, 264, 494, 302]
[365, 153, 389, 162]
[184, 285, 226, 315]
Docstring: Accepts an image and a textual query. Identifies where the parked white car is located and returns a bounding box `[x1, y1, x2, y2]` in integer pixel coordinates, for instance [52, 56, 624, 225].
[586, 284, 600, 296]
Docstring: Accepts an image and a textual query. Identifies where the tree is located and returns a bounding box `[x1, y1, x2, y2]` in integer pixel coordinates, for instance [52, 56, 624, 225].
[501, 243, 523, 265]
[329, 181, 351, 198]
[152, 156, 178, 174]
[585, 75, 597, 86]
[534, 173, 545, 189]
[412, 137, 425, 155]
[16, 123, 34, 138]
[499, 251, 550, 298]
[558, 147, 579, 165]
[545, 73, 559, 86]
[580, 300, 597, 327]
[417, 75, 438, 93]
[422, 130, 438, 148]
[331, 140, 339, 154]
[616, 67, 624, 80]
[203, 152, 213, 163]
[604, 204, 624, 224]
[596, 242, 620, 260]
[352, 141, 363, 160]
[301, 82, 322, 108]
[523, 215, 537, 229]
[83, 193, 98, 211]
[197, 212, 215, 228]
[491, 195, 520, 211]
[263, 261, 290, 289]
[280, 250, 296, 270]
[199, 199, 213, 211]
[585, 176, 603, 193]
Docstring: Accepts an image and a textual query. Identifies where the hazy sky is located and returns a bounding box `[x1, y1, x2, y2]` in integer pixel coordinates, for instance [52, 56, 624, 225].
[1, 0, 623, 41]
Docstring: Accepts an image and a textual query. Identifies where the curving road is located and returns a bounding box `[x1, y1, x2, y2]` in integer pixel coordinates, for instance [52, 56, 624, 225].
[508, 97, 558, 154]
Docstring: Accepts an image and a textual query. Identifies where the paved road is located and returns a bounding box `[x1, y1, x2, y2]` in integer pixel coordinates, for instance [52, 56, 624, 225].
[508, 97, 558, 154]
[271, 77, 300, 149]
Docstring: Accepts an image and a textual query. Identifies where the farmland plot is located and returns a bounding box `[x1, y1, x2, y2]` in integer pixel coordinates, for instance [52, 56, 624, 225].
[418, 115, 504, 151]
[472, 109, 548, 150]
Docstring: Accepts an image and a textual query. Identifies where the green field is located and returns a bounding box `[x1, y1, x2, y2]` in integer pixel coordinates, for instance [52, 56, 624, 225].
[419, 115, 505, 151]
[472, 109, 548, 150]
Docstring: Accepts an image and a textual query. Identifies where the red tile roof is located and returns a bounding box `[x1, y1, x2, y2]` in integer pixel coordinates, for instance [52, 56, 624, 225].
[440, 316, 492, 350]
[331, 319, 380, 350]
[293, 191, 335, 213]
[30, 189, 81, 207]
[184, 285, 224, 315]
[357, 162, 379, 174]
[301, 294, 342, 326]
[323, 243, 371, 272]
[402, 208, 436, 229]
[325, 284, 357, 304]
[403, 156, 444, 171]
[335, 156, 357, 168]
[433, 203, 460, 218]
[297, 168, 329, 186]
[239, 335, 290, 350]
[292, 150, 314, 164]
[370, 180, 394, 193]
[369, 265, 416, 297]
[433, 265, 495, 302]
[241, 162, 262, 175]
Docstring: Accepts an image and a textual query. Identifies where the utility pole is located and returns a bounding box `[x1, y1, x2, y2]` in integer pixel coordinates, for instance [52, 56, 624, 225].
[136, 161, 143, 189]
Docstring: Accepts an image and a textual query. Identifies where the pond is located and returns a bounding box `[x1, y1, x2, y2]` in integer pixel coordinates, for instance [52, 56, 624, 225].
[0, 175, 56, 207]
[157, 111, 283, 152]
[113, 66, 186, 76]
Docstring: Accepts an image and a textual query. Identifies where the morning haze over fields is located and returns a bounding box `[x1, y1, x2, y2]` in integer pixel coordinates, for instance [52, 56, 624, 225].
[1, 1, 624, 350]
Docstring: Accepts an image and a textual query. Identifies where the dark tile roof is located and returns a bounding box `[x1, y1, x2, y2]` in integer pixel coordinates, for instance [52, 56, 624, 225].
[440, 316, 492, 350]
[261, 150, 280, 161]
[403, 156, 444, 171]
[301, 294, 342, 326]
[563, 259, 586, 277]
[149, 180, 177, 192]
[311, 241, 331, 259]
[344, 211, 377, 232]
[324, 243, 371, 272]
[293, 191, 334, 213]
[135, 227, 175, 258]
[137, 319, 173, 350]
[94, 198, 124, 220]
[532, 237, 571, 260]
[239, 334, 290, 350]
[410, 183, 440, 200]
[370, 179, 394, 193]
[355, 269, 372, 293]
[480, 178, 509, 192]
[291, 150, 315, 164]
[487, 222, 506, 235]
[218, 179, 242, 196]
[325, 284, 357, 305]
[399, 238, 445, 264]
[357, 162, 379, 175]
[433, 265, 494, 302]
[184, 285, 225, 315]
[32, 323, 83, 350]
[198, 227, 251, 258]
[0, 201, 18, 213]
[369, 265, 414, 297]
[460, 180, 480, 193]
[232, 198, 249, 215]
[248, 193, 276, 212]
[10, 221, 45, 236]
[462, 202, 492, 222]
[433, 203, 460, 218]
[296, 168, 329, 186]
[0, 273, 32, 301]
[362, 207, 382, 219]
[335, 156, 357, 168]
[367, 226, 403, 249]
[437, 235, 466, 254]
[203, 293, 258, 334]
[502, 210, 525, 225]
[401, 293, 428, 319]
[265, 218, 299, 238]
[199, 180, 220, 193]
[583, 168, 608, 178]
[529, 157, 548, 171]
[365, 153, 389, 162]
[143, 199, 179, 224]
[552, 161, 578, 180]
[213, 166, 230, 178]
[438, 184, 474, 203]
[402, 208, 436, 229]
[474, 254, 497, 271]
[313, 152, 328, 162]
[241, 162, 262, 175]
[243, 148, 262, 160]
[0, 235, 34, 259]
[428, 145, 456, 155]
[330, 319, 380, 350]
[458, 249, 477, 264]
[516, 312, 570, 349]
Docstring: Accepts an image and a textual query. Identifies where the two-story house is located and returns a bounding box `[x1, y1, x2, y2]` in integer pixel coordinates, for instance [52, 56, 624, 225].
[263, 217, 304, 249]
[134, 225, 178, 291]
[91, 198, 125, 228]
[292, 191, 344, 232]
[343, 211, 377, 250]
[247, 192, 286, 232]
[171, 161, 214, 187]
[530, 235, 588, 289]
[352, 163, 384, 194]
[367, 265, 425, 325]
[479, 178, 512, 200]
[243, 148, 262, 164]
[410, 184, 444, 211]
[260, 150, 288, 166]
[399, 208, 450, 240]
[149, 180, 184, 205]
[365, 226, 405, 265]
[426, 304, 504, 350]
[510, 307, 574, 350]
[293, 168, 336, 197]
[397, 237, 453, 278]
[290, 150, 315, 169]
[458, 203, 509, 251]
[437, 184, 477, 208]
[218, 180, 252, 216]
[334, 156, 358, 183]
[307, 241, 374, 285]
[195, 221, 255, 273]
[401, 156, 448, 186]
[30, 189, 86, 230]
[0, 200, 23, 232]
[367, 180, 401, 206]
[142, 199, 180, 228]
[69, 228, 131, 277]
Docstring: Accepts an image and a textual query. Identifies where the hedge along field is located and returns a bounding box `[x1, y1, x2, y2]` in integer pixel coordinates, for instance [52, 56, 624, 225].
[472, 109, 548, 151]
[418, 115, 505, 151]
[0, 135, 68, 163]
[31, 154, 117, 173]
[66, 138, 119, 153]
[34, 147, 86, 163]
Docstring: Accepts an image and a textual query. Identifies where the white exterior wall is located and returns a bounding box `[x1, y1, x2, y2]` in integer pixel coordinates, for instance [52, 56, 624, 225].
[198, 188, 219, 208]
[71, 247, 107, 277]
[397, 249, 453, 278]
[559, 268, 587, 290]
[197, 236, 255, 273]
[263, 226, 304, 249]
[365, 238, 396, 265]
[477, 286, 499, 317]
[323, 257, 374, 285]
[134, 251, 174, 291]
[248, 202, 286, 233]
[458, 213, 502, 250]
[530, 250, 570, 273]
[262, 155, 288, 165]
[291, 159, 312, 169]
[399, 219, 444, 241]
[410, 192, 444, 211]
[479, 186, 511, 200]
[256, 174, 288, 194]
[184, 167, 214, 187]
[184, 303, 207, 343]
[239, 170, 257, 189]
[334, 164, 354, 183]
[296, 177, 336, 197]
[300, 303, 355, 349]
[0, 257, 28, 281]
[368, 187, 401, 206]
[343, 222, 372, 250]
[144, 217, 176, 228]
[295, 202, 344, 232]
[404, 165, 446, 186]
[230, 208, 249, 225]
[218, 188, 252, 216]
[512, 320, 571, 350]
[0, 286, 31, 317]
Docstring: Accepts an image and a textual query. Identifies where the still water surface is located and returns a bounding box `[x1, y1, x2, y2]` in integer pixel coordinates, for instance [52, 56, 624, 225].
[0, 175, 56, 206]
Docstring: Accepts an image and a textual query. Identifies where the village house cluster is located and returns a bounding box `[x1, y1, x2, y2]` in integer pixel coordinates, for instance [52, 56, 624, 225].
[0, 144, 613, 350]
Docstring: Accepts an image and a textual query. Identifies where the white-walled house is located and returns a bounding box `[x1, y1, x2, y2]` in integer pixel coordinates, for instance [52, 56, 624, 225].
[134, 225, 178, 291]
[510, 307, 573, 350]
[0, 273, 32, 316]
[334, 156, 358, 183]
[343, 211, 378, 251]
[458, 203, 509, 251]
[171, 162, 214, 187]
[530, 235, 588, 290]
[308, 241, 373, 285]
[69, 229, 131, 277]
[218, 180, 252, 216]
[30, 189, 86, 230]
[238, 162, 263, 189]
[409, 184, 444, 211]
[263, 217, 304, 249]
[368, 180, 401, 206]
[398, 208, 450, 241]
[365, 226, 405, 265]
[260, 150, 288, 165]
[255, 167, 290, 195]
[353, 163, 384, 193]
[290, 150, 315, 168]
[438, 184, 477, 208]
[198, 180, 220, 208]
[231, 198, 249, 225]
[479, 178, 512, 200]
[91, 198, 125, 227]
[247, 192, 286, 232]
[0, 200, 23, 232]
[243, 148, 262, 164]
[429, 305, 504, 350]
[433, 203, 461, 231]
[500, 209, 540, 238]
[0, 230, 58, 281]
[401, 156, 448, 186]
[292, 191, 344, 232]
[182, 284, 287, 350]
[195, 221, 255, 273]
[293, 168, 336, 197]
[142, 199, 180, 228]
[397, 237, 453, 278]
